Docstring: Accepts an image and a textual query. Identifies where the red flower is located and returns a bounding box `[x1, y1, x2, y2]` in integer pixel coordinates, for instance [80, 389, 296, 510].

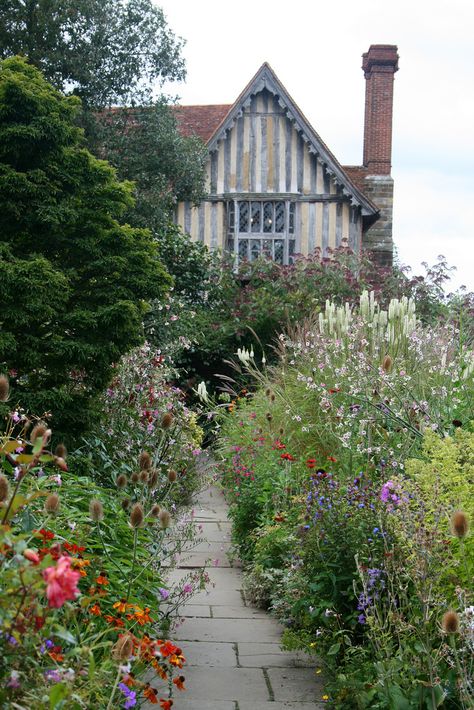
[159, 640, 178, 658]
[280, 453, 295, 461]
[63, 542, 86, 554]
[96, 575, 109, 586]
[143, 685, 158, 703]
[306, 458, 317, 469]
[327, 456, 337, 463]
[173, 675, 186, 691]
[35, 529, 54, 541]
[159, 700, 173, 710]
[328, 388, 340, 394]
[272, 440, 286, 450]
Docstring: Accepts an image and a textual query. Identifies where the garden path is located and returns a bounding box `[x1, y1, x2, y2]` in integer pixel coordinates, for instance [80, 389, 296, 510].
[145, 485, 326, 710]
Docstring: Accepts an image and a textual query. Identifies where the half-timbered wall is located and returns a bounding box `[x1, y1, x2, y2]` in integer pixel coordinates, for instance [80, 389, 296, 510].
[175, 89, 362, 259]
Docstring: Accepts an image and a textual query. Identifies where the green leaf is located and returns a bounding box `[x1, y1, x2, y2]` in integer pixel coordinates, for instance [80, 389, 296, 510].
[49, 682, 69, 708]
[327, 642, 341, 655]
[88, 650, 95, 680]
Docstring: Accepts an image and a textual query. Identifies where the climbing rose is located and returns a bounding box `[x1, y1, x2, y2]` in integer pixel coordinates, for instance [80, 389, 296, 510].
[42, 556, 81, 608]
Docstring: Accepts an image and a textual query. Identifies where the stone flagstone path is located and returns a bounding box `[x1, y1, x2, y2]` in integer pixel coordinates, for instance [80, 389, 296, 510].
[145, 485, 326, 710]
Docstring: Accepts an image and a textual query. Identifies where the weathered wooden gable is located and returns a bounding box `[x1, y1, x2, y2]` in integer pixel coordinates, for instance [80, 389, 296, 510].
[176, 64, 378, 260]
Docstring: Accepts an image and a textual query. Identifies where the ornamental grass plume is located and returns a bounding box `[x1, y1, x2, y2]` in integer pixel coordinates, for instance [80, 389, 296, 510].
[442, 610, 460, 634]
[168, 469, 177, 483]
[116, 474, 128, 488]
[139, 451, 152, 470]
[451, 511, 469, 538]
[0, 374, 9, 402]
[159, 508, 171, 529]
[161, 412, 173, 429]
[44, 493, 60, 514]
[89, 499, 104, 522]
[0, 474, 9, 502]
[112, 633, 134, 661]
[130, 502, 144, 528]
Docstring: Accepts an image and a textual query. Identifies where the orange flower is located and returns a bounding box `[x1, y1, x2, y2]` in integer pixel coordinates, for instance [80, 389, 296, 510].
[173, 675, 186, 691]
[159, 640, 178, 658]
[104, 614, 125, 627]
[122, 674, 136, 688]
[96, 575, 109, 586]
[48, 650, 64, 662]
[169, 653, 185, 668]
[143, 685, 158, 704]
[159, 700, 173, 710]
[113, 599, 133, 614]
[128, 607, 153, 625]
[152, 660, 168, 680]
[89, 603, 102, 616]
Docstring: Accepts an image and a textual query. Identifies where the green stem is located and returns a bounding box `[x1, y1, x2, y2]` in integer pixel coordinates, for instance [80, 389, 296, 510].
[125, 528, 138, 602]
[106, 666, 122, 710]
[96, 523, 123, 575]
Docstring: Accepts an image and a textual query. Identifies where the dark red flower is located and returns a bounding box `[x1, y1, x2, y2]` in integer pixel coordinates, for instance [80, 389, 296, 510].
[280, 453, 295, 461]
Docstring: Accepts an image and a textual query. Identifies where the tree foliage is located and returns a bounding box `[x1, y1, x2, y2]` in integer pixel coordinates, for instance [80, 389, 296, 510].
[97, 102, 208, 232]
[0, 56, 171, 439]
[0, 0, 185, 108]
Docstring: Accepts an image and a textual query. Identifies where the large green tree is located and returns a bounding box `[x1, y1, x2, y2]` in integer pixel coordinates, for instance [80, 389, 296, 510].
[0, 56, 171, 439]
[0, 0, 185, 109]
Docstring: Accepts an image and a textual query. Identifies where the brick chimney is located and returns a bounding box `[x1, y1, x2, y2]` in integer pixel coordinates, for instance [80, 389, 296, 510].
[361, 44, 399, 267]
[362, 45, 399, 174]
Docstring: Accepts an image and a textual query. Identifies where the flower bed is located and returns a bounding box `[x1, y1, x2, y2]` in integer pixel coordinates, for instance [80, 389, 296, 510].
[217, 292, 474, 707]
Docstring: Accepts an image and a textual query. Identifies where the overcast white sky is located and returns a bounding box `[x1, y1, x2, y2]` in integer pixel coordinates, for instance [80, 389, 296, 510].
[157, 0, 473, 292]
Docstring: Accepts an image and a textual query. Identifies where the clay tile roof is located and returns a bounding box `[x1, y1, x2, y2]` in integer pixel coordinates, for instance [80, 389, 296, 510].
[171, 104, 232, 143]
[342, 165, 369, 194]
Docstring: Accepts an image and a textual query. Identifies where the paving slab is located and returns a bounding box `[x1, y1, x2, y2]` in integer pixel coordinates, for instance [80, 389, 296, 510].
[171, 702, 235, 710]
[191, 588, 244, 606]
[171, 666, 269, 701]
[239, 703, 326, 710]
[211, 605, 268, 619]
[267, 667, 325, 702]
[174, 617, 282, 643]
[238, 642, 316, 668]
[177, 640, 237, 667]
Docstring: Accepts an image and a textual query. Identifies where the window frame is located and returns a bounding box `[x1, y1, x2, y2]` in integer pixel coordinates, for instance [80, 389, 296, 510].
[227, 199, 296, 266]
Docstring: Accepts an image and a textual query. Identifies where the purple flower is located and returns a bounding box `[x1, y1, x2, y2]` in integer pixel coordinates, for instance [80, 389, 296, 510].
[182, 583, 193, 595]
[7, 671, 20, 688]
[158, 588, 170, 600]
[44, 669, 61, 683]
[119, 682, 137, 708]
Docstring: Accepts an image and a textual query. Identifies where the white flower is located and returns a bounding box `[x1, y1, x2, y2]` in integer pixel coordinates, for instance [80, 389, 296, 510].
[197, 381, 209, 403]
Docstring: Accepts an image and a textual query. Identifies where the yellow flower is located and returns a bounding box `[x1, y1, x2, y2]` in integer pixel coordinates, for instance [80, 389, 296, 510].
[322, 695, 329, 701]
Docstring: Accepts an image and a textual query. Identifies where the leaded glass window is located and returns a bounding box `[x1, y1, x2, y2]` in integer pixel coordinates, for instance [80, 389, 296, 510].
[228, 200, 296, 266]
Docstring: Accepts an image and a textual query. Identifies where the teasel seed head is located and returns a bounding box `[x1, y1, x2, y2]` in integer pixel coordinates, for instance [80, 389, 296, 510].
[31, 423, 47, 444]
[89, 499, 104, 523]
[0, 474, 9, 502]
[147, 469, 158, 488]
[270, 394, 275, 402]
[131, 471, 140, 484]
[159, 508, 171, 529]
[121, 497, 131, 511]
[113, 633, 134, 661]
[279, 428, 284, 435]
[139, 469, 149, 484]
[0, 374, 10, 402]
[161, 412, 173, 430]
[116, 474, 128, 488]
[451, 511, 469, 539]
[168, 469, 177, 483]
[139, 451, 152, 470]
[442, 610, 460, 634]
[382, 355, 393, 373]
[150, 504, 161, 517]
[130, 502, 144, 528]
[44, 493, 60, 514]
[265, 388, 271, 397]
[266, 412, 272, 422]
[54, 443, 67, 459]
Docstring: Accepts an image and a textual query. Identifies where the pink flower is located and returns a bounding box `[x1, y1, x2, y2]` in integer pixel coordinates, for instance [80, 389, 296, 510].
[42, 556, 81, 608]
[23, 548, 40, 565]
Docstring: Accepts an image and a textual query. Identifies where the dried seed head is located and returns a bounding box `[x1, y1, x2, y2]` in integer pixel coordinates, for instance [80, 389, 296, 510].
[121, 497, 131, 511]
[116, 474, 128, 488]
[266, 412, 272, 422]
[30, 424, 47, 444]
[54, 443, 67, 459]
[265, 388, 271, 397]
[279, 428, 284, 435]
[168, 469, 177, 483]
[382, 355, 393, 373]
[161, 412, 173, 430]
[147, 470, 158, 488]
[139, 452, 152, 470]
[130, 503, 144, 528]
[131, 471, 140, 484]
[159, 508, 171, 529]
[113, 634, 134, 661]
[150, 504, 161, 517]
[139, 469, 149, 484]
[452, 511, 469, 539]
[89, 499, 104, 523]
[0, 375, 9, 402]
[0, 474, 9, 502]
[44, 493, 60, 514]
[442, 610, 460, 634]
[452, 419, 463, 428]
[270, 394, 275, 402]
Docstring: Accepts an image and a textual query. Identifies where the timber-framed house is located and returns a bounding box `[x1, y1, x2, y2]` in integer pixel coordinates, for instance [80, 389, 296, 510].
[174, 45, 399, 267]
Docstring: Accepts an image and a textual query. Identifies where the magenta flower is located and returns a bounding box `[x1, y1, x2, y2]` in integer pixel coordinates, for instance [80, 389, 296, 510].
[42, 556, 81, 608]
